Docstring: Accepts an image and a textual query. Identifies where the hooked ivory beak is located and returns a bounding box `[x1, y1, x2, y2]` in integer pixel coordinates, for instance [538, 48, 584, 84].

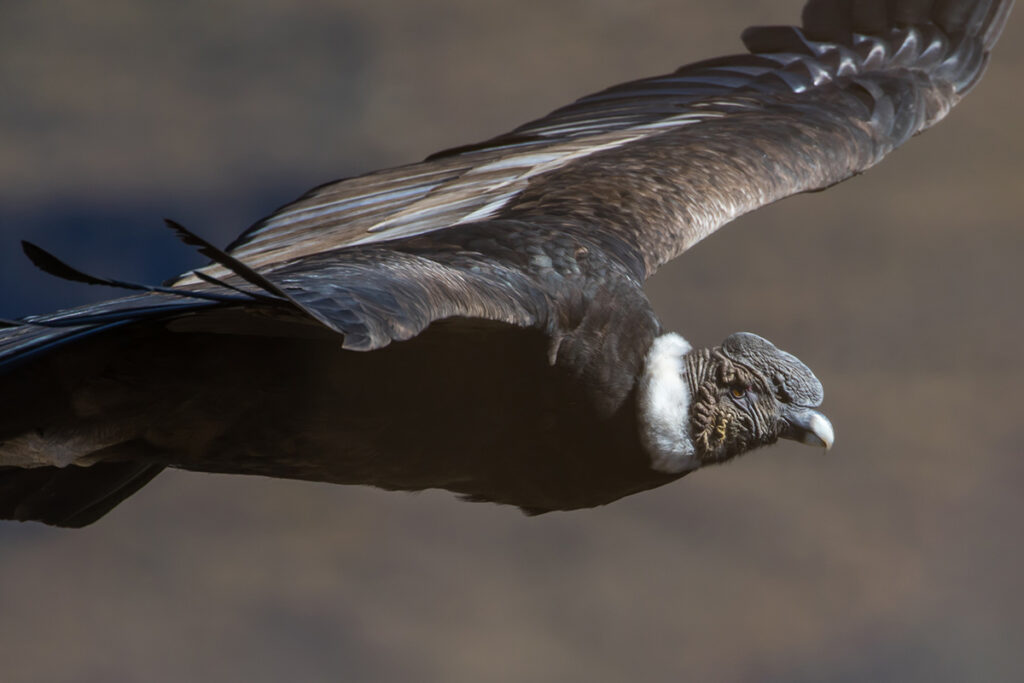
[783, 408, 834, 451]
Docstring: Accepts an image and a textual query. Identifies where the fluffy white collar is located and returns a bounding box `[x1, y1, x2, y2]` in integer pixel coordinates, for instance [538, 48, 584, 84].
[637, 332, 699, 474]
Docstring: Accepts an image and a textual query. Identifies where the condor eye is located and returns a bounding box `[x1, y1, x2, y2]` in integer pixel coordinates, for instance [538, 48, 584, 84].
[730, 386, 747, 399]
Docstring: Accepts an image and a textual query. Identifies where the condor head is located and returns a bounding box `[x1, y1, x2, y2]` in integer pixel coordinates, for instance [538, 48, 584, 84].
[639, 332, 833, 474]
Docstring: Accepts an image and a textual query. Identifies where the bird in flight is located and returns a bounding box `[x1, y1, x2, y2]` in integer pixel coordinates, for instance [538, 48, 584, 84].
[0, 0, 1013, 526]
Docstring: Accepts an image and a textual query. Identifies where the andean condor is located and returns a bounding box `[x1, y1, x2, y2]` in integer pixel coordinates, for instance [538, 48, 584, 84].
[0, 0, 1013, 526]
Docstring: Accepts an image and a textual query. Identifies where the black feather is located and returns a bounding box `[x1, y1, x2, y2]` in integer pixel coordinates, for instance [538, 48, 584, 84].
[164, 220, 362, 334]
[189, 269, 280, 302]
[20, 240, 257, 305]
[0, 462, 165, 528]
[22, 240, 120, 287]
[164, 219, 292, 299]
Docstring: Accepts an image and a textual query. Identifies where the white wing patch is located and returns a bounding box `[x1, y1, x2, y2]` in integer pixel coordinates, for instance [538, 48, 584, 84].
[169, 14, 965, 288]
[173, 111, 717, 286]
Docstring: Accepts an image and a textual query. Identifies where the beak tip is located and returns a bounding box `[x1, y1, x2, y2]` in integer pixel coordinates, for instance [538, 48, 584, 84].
[781, 408, 835, 452]
[804, 411, 835, 452]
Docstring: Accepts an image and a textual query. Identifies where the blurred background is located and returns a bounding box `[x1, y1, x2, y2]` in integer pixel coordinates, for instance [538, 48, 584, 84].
[1, 1, 1021, 681]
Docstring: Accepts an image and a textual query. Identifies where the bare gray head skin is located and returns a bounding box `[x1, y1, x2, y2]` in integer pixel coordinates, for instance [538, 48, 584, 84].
[689, 332, 833, 463]
[639, 332, 833, 474]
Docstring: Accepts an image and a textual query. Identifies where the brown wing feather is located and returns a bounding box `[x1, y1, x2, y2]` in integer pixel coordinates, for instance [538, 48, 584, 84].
[174, 0, 1011, 290]
[163, 0, 1012, 361]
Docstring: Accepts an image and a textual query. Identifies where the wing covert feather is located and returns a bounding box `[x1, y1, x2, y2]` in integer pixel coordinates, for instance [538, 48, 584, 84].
[171, 0, 1012, 289]
[165, 0, 1010, 349]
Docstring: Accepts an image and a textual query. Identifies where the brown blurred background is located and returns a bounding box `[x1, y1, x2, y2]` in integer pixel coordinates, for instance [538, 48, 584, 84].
[1, 1, 1022, 681]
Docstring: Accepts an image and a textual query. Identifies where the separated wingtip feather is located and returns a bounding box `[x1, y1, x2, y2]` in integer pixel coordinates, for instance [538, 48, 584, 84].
[21, 240, 117, 287]
[22, 237, 263, 306]
[163, 218, 291, 300]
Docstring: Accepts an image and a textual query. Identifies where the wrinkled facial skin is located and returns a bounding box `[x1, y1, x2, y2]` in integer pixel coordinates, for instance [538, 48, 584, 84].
[690, 332, 832, 464]
[693, 362, 785, 462]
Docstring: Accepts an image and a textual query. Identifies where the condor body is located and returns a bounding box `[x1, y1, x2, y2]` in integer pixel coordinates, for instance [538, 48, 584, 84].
[0, 0, 1012, 526]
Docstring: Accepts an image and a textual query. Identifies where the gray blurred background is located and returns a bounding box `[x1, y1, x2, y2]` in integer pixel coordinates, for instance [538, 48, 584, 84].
[1, 1, 1021, 681]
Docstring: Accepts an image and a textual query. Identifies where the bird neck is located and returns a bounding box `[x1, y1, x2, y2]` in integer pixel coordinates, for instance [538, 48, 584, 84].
[683, 346, 714, 400]
[637, 332, 699, 474]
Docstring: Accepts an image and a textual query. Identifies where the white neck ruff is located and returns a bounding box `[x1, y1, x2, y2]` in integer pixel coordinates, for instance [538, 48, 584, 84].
[637, 332, 698, 474]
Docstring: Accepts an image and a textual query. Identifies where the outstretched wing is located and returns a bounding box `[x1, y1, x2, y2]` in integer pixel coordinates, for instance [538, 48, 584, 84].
[14, 0, 1012, 364]
[175, 0, 1012, 287]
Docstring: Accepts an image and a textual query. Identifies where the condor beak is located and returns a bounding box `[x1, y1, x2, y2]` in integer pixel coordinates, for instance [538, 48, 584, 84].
[782, 408, 834, 451]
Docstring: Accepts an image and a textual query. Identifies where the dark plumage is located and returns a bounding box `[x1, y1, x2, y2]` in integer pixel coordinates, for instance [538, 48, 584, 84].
[0, 0, 1012, 526]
